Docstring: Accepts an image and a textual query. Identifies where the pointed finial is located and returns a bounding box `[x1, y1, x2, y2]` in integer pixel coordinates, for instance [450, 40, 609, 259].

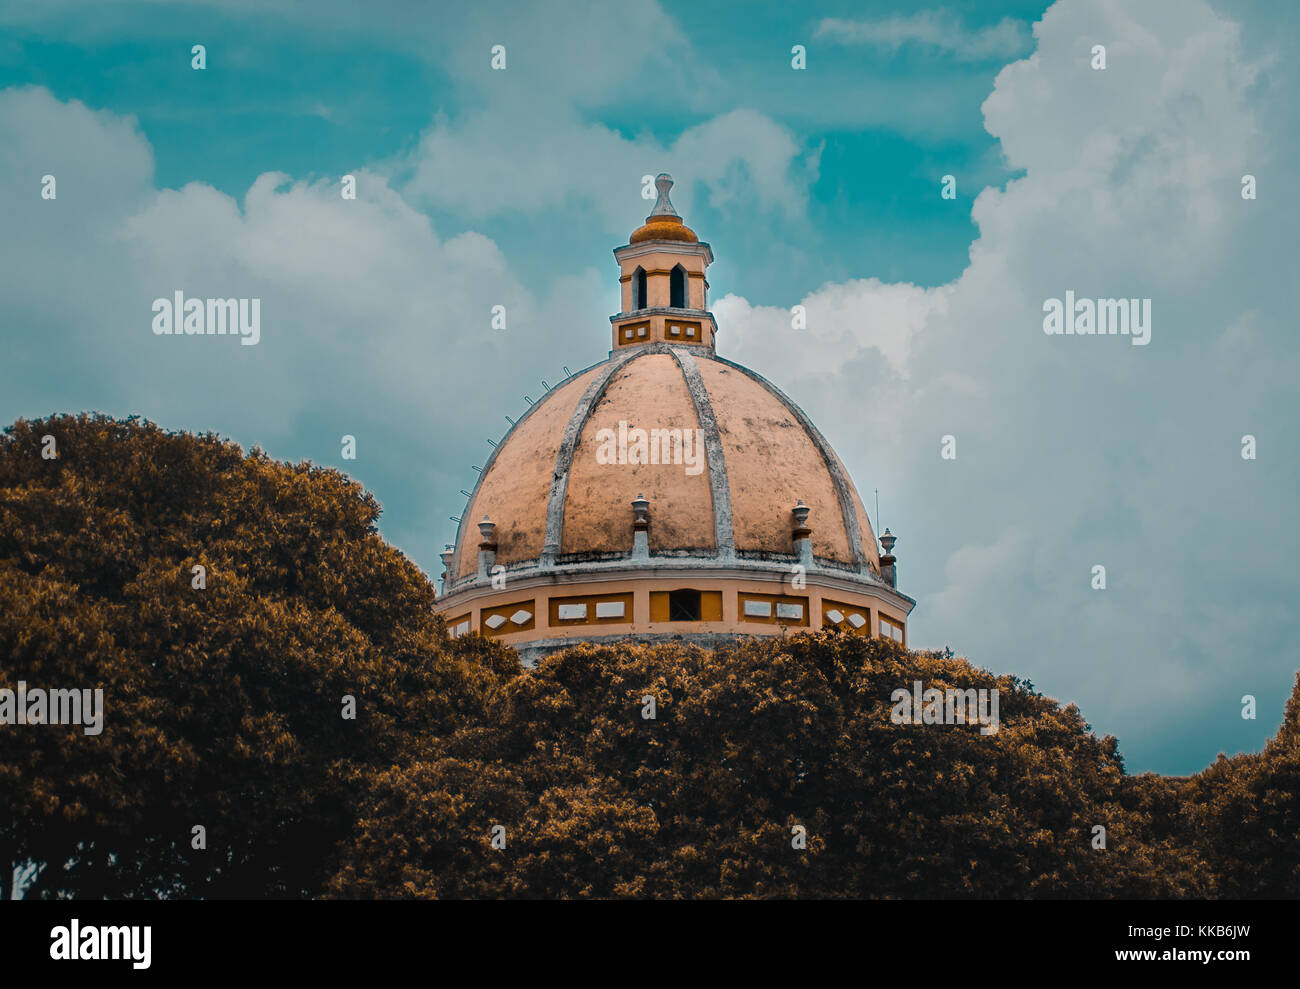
[649, 173, 679, 218]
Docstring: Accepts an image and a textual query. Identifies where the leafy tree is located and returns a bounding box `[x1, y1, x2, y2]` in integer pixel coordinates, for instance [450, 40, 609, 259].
[4, 414, 1293, 899]
[0, 414, 514, 898]
[1186, 673, 1300, 897]
[329, 633, 1214, 898]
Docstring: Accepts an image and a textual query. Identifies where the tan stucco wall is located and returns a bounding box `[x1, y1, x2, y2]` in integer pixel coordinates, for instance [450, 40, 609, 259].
[457, 366, 599, 577]
[618, 248, 708, 311]
[562, 353, 715, 555]
[437, 571, 910, 652]
[612, 312, 715, 350]
[696, 359, 854, 564]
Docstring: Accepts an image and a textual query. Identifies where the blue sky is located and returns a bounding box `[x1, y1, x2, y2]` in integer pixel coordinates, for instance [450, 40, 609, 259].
[1, 0, 1296, 775]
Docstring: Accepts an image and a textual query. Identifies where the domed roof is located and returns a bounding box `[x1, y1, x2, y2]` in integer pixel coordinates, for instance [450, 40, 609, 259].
[449, 344, 880, 582]
[629, 173, 699, 244]
[629, 214, 698, 244]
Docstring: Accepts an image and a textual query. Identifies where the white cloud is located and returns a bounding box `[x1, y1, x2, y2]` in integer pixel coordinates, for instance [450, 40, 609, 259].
[720, 0, 1298, 771]
[400, 107, 816, 233]
[0, 84, 604, 573]
[719, 277, 949, 379]
[815, 11, 1032, 61]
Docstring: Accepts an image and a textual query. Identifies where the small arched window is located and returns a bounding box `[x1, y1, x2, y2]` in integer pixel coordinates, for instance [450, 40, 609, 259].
[633, 267, 647, 310]
[670, 265, 687, 309]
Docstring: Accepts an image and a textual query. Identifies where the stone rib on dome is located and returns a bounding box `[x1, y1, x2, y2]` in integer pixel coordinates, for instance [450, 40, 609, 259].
[562, 352, 715, 556]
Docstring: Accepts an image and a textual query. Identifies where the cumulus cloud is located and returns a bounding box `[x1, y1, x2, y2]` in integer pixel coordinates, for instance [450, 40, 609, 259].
[720, 278, 950, 379]
[816, 11, 1033, 61]
[401, 107, 817, 234]
[720, 0, 1297, 772]
[0, 84, 603, 573]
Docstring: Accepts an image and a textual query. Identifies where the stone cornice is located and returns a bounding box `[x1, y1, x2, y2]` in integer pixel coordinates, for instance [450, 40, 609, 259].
[439, 556, 916, 613]
[614, 240, 714, 265]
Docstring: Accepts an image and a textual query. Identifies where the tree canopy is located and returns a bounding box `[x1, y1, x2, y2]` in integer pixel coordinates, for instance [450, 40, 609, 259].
[2, 414, 1295, 899]
[0, 414, 513, 898]
[330, 634, 1226, 898]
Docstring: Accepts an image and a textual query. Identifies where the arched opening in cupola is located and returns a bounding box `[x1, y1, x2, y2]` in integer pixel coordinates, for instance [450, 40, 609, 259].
[633, 267, 648, 310]
[670, 264, 687, 308]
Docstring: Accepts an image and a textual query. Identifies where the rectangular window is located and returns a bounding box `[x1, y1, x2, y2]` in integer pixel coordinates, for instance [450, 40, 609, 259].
[550, 593, 633, 626]
[880, 616, 904, 643]
[823, 599, 870, 633]
[479, 604, 536, 637]
[740, 593, 809, 626]
[668, 589, 701, 621]
[650, 590, 721, 622]
[743, 595, 800, 623]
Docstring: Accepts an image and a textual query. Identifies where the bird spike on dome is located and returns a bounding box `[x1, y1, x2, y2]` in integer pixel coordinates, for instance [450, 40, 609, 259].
[629, 172, 699, 244]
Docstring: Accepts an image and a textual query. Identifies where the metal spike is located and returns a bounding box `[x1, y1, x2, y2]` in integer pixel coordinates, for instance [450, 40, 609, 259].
[505, 415, 516, 426]
[524, 395, 533, 405]
[541, 380, 551, 391]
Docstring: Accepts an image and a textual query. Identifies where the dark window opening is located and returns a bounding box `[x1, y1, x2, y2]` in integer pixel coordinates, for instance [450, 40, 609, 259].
[668, 589, 701, 621]
[634, 267, 647, 310]
[670, 265, 686, 308]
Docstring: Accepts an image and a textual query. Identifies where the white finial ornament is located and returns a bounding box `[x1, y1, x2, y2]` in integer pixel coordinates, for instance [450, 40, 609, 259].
[650, 173, 679, 217]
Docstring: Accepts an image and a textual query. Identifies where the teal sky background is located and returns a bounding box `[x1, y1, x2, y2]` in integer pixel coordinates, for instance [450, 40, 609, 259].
[1, 0, 1296, 776]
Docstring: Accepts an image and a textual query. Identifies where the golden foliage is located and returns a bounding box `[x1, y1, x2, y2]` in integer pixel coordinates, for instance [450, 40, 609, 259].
[3, 415, 1294, 899]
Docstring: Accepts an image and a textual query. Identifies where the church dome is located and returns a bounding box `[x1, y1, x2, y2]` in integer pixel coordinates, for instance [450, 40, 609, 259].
[436, 174, 913, 664]
[448, 348, 880, 580]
